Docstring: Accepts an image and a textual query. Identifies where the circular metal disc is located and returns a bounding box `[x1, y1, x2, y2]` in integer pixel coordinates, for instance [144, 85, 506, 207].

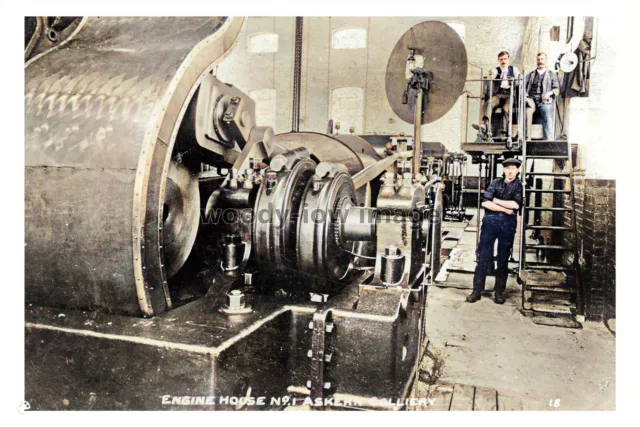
[385, 21, 468, 124]
[163, 161, 200, 278]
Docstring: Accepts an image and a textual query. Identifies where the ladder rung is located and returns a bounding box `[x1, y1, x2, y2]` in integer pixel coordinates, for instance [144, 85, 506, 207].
[524, 265, 575, 272]
[526, 139, 566, 143]
[531, 306, 574, 315]
[526, 172, 570, 177]
[526, 285, 576, 294]
[525, 225, 573, 231]
[526, 156, 569, 160]
[527, 189, 572, 194]
[525, 244, 573, 250]
[525, 207, 572, 211]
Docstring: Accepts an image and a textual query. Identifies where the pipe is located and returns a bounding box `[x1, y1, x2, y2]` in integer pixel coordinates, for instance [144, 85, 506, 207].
[413, 90, 423, 177]
[291, 17, 303, 132]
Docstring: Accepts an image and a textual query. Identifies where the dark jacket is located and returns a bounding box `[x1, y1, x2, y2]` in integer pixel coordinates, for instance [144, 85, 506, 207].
[482, 177, 523, 217]
[525, 68, 560, 99]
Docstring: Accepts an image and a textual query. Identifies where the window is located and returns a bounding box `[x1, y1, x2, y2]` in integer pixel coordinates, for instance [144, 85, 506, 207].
[330, 87, 364, 135]
[248, 89, 277, 130]
[446, 22, 466, 42]
[332, 28, 367, 50]
[248, 33, 279, 53]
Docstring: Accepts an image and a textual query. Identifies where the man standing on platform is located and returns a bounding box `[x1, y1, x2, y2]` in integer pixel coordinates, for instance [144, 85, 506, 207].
[525, 52, 560, 140]
[466, 158, 523, 304]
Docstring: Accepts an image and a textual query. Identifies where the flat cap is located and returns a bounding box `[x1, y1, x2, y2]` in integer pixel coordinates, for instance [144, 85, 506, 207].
[502, 158, 522, 167]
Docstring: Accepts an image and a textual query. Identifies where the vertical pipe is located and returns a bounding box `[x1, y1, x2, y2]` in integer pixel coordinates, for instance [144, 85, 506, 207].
[465, 93, 469, 143]
[508, 78, 514, 140]
[413, 90, 423, 176]
[488, 78, 493, 140]
[476, 162, 482, 256]
[291, 17, 303, 132]
[430, 183, 444, 283]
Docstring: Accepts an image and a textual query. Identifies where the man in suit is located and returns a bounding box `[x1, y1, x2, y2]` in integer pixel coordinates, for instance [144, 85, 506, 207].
[525, 52, 560, 140]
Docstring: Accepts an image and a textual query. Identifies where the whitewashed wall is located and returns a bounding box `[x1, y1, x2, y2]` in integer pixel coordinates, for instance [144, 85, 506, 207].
[216, 16, 613, 179]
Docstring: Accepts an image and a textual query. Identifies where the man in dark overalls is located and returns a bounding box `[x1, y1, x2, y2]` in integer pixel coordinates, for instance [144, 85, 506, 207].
[466, 158, 523, 304]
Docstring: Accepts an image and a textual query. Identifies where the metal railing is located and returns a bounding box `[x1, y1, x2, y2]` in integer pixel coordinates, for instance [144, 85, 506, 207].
[464, 73, 561, 145]
[464, 76, 524, 145]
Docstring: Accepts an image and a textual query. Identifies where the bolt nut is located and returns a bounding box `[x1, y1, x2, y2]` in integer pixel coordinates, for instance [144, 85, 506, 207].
[270, 155, 287, 172]
[315, 162, 332, 179]
[227, 290, 245, 310]
[266, 172, 278, 190]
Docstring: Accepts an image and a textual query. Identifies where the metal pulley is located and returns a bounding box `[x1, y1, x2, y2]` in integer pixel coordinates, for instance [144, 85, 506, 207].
[385, 21, 468, 125]
[253, 151, 359, 282]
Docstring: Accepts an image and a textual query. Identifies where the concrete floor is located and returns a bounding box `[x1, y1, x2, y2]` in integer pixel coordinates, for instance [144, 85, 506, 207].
[416, 214, 616, 411]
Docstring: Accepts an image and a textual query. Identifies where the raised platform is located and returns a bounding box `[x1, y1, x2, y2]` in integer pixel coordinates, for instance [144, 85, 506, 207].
[462, 140, 569, 157]
[461, 142, 520, 156]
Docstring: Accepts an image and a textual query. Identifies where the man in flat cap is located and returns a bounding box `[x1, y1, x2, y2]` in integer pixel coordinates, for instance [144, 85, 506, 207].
[467, 157, 523, 304]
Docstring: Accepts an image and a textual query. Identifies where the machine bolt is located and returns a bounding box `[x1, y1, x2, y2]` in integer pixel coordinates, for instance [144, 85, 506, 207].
[383, 172, 395, 186]
[227, 289, 246, 310]
[230, 168, 239, 189]
[249, 158, 261, 171]
[270, 155, 287, 172]
[266, 172, 278, 190]
[222, 234, 244, 271]
[244, 273, 253, 285]
[421, 218, 430, 239]
[315, 163, 331, 179]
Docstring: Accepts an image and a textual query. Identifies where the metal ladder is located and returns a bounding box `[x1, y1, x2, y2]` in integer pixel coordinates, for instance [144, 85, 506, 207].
[518, 137, 581, 321]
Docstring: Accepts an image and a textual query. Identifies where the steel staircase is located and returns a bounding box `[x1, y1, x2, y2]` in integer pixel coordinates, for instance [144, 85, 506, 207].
[518, 138, 582, 327]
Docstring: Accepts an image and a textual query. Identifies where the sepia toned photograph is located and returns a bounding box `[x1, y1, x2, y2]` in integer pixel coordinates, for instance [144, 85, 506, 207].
[20, 12, 617, 415]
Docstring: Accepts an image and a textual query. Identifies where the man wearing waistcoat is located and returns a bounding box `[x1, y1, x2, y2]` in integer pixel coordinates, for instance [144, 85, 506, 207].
[481, 51, 521, 135]
[466, 158, 523, 305]
[525, 52, 560, 140]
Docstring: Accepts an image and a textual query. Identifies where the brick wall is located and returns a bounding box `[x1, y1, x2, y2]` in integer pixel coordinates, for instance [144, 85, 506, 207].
[565, 172, 616, 321]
